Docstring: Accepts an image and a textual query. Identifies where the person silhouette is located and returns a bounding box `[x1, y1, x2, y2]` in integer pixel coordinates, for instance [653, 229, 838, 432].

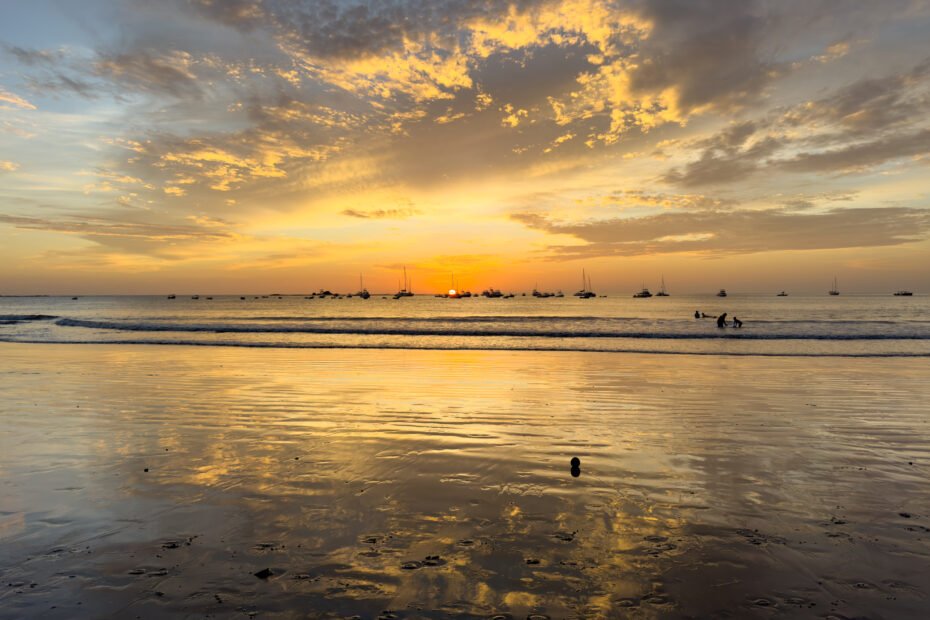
[732, 316, 743, 328]
[716, 313, 728, 328]
[694, 310, 700, 319]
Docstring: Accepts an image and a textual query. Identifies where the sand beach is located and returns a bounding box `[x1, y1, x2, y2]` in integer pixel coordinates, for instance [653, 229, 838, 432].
[1, 342, 928, 618]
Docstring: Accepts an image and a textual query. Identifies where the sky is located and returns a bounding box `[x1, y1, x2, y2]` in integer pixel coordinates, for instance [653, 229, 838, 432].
[1, 0, 929, 295]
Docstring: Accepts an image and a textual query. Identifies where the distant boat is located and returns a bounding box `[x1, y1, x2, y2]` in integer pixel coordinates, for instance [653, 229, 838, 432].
[894, 290, 913, 296]
[829, 276, 840, 296]
[191, 295, 199, 300]
[532, 280, 559, 298]
[633, 285, 652, 298]
[574, 269, 596, 298]
[393, 266, 414, 299]
[716, 289, 727, 297]
[167, 295, 176, 299]
[356, 274, 370, 299]
[777, 291, 788, 296]
[71, 297, 78, 300]
[447, 273, 463, 298]
[655, 276, 670, 296]
[532, 282, 554, 298]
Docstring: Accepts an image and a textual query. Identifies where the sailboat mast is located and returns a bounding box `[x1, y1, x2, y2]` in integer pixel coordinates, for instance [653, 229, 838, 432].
[582, 268, 586, 291]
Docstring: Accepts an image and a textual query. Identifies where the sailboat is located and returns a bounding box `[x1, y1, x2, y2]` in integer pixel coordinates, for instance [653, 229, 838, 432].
[393, 266, 414, 299]
[574, 269, 596, 298]
[829, 276, 840, 296]
[356, 274, 370, 299]
[447, 273, 463, 298]
[655, 276, 669, 297]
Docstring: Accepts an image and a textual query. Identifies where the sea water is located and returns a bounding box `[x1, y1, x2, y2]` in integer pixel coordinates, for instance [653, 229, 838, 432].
[1, 293, 928, 356]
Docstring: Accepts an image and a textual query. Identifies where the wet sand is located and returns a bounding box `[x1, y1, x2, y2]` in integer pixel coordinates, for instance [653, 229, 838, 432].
[1, 343, 929, 619]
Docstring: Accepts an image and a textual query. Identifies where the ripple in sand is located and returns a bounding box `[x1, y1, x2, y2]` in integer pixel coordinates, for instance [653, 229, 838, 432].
[641, 593, 672, 605]
[422, 554, 445, 567]
[646, 542, 678, 555]
[735, 528, 786, 545]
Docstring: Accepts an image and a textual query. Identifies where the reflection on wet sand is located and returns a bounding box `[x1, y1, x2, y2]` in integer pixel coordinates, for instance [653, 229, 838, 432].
[0, 343, 929, 618]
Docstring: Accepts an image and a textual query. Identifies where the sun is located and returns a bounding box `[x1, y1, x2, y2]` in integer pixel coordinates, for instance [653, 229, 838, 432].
[448, 289, 457, 296]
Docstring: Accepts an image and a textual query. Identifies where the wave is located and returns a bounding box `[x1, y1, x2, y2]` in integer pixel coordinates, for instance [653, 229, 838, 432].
[52, 318, 930, 340]
[80, 314, 930, 325]
[0, 314, 59, 321]
[2, 336, 929, 357]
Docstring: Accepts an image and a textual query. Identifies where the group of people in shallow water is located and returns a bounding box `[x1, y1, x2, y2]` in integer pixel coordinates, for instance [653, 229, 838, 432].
[694, 310, 743, 328]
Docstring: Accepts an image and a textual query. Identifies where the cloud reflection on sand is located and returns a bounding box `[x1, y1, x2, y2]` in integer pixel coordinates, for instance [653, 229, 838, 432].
[0, 344, 928, 618]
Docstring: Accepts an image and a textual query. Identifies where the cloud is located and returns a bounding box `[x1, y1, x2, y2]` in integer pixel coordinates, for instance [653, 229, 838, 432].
[601, 190, 734, 210]
[0, 87, 36, 110]
[0, 212, 233, 240]
[777, 128, 930, 173]
[342, 207, 421, 219]
[94, 49, 202, 98]
[4, 0, 930, 280]
[781, 59, 930, 134]
[513, 205, 930, 257]
[628, 0, 783, 115]
[662, 122, 784, 186]
[0, 161, 19, 172]
[5, 45, 68, 66]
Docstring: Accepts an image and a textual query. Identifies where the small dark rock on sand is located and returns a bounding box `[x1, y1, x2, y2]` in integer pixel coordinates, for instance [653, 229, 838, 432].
[254, 568, 274, 579]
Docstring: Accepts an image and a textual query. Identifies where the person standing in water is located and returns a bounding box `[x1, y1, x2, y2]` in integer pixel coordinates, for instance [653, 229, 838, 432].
[716, 313, 728, 328]
[694, 310, 701, 319]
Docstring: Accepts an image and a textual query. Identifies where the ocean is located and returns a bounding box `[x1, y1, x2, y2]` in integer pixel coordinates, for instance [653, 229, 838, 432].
[1, 293, 928, 356]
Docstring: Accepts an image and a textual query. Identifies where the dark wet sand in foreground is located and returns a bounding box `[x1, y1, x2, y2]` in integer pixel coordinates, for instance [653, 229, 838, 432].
[1, 343, 929, 618]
